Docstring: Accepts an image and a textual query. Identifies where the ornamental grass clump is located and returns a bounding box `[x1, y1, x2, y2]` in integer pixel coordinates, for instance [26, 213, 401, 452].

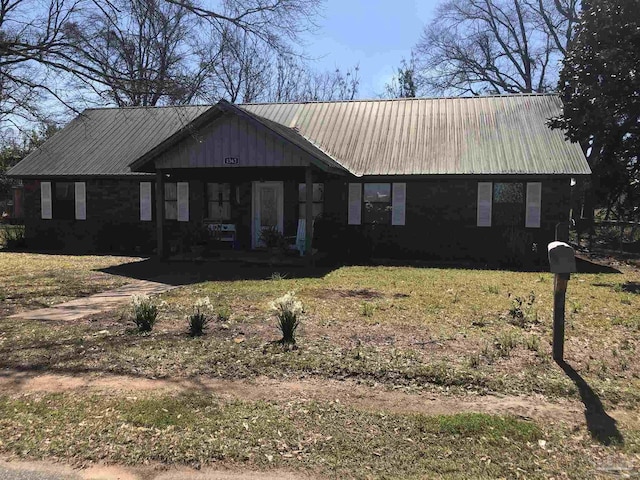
[131, 294, 158, 333]
[270, 291, 303, 345]
[188, 297, 213, 337]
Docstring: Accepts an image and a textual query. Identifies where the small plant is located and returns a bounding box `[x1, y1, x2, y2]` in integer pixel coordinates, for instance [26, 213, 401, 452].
[270, 271, 288, 281]
[525, 336, 540, 352]
[259, 226, 286, 250]
[468, 354, 481, 369]
[486, 285, 499, 294]
[570, 301, 582, 314]
[188, 297, 212, 337]
[216, 305, 232, 322]
[495, 331, 518, 357]
[361, 301, 376, 317]
[131, 295, 158, 333]
[270, 291, 303, 345]
[508, 292, 537, 328]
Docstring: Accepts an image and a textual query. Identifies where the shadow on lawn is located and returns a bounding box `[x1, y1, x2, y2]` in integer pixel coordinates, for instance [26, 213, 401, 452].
[557, 360, 624, 446]
[98, 257, 336, 286]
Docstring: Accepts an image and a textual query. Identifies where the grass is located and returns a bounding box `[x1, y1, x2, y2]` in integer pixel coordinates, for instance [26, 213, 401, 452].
[0, 252, 143, 317]
[1, 253, 640, 476]
[0, 391, 608, 479]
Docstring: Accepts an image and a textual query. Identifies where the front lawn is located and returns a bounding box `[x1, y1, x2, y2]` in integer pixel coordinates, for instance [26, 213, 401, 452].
[0, 252, 144, 317]
[0, 252, 639, 478]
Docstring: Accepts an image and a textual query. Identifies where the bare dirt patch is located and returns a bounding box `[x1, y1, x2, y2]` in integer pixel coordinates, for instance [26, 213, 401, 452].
[0, 369, 602, 429]
[0, 458, 316, 480]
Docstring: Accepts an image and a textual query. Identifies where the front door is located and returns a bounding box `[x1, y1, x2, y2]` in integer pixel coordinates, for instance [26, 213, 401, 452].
[252, 181, 284, 249]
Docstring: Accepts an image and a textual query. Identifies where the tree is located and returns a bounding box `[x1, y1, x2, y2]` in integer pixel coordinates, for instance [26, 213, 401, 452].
[64, 0, 202, 106]
[0, 0, 84, 126]
[0, 122, 59, 200]
[383, 56, 418, 98]
[550, 0, 640, 221]
[413, 0, 579, 95]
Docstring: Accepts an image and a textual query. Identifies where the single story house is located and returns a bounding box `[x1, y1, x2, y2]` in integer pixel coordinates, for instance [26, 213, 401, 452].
[7, 94, 590, 264]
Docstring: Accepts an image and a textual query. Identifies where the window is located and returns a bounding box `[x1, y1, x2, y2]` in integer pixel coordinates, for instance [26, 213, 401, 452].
[207, 183, 231, 221]
[363, 183, 392, 224]
[165, 182, 177, 220]
[54, 182, 75, 220]
[493, 183, 524, 226]
[298, 183, 324, 220]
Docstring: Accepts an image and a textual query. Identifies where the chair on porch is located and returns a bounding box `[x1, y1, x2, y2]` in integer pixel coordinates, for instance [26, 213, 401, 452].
[289, 219, 314, 256]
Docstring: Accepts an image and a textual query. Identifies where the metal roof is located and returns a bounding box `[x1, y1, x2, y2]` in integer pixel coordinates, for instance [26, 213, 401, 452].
[7, 105, 211, 177]
[8, 94, 590, 178]
[241, 94, 590, 176]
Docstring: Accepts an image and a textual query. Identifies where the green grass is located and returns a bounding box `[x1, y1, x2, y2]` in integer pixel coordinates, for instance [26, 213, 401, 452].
[0, 391, 604, 479]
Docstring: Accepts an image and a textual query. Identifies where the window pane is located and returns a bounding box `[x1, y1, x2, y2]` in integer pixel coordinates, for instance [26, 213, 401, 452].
[363, 183, 391, 203]
[55, 182, 74, 200]
[207, 183, 230, 202]
[165, 200, 177, 220]
[298, 183, 324, 202]
[260, 187, 277, 227]
[299, 203, 323, 220]
[208, 201, 231, 221]
[494, 183, 524, 203]
[165, 183, 177, 201]
[364, 202, 392, 224]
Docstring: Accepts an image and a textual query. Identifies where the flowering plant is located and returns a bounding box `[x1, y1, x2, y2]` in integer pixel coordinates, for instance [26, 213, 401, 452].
[270, 291, 303, 345]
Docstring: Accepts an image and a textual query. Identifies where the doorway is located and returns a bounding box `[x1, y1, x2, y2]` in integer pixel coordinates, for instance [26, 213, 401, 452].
[251, 181, 284, 249]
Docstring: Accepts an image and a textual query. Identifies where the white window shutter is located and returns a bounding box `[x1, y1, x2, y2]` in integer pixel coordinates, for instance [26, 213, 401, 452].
[41, 181, 52, 219]
[140, 182, 152, 221]
[477, 182, 492, 227]
[348, 183, 361, 225]
[74, 182, 86, 220]
[392, 183, 406, 226]
[177, 181, 189, 222]
[526, 182, 542, 228]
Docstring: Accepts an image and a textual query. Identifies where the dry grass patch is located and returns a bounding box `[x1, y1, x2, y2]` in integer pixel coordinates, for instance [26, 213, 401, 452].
[0, 252, 144, 317]
[0, 391, 617, 479]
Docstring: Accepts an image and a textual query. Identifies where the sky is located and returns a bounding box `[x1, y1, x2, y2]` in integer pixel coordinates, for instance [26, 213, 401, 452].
[300, 0, 439, 98]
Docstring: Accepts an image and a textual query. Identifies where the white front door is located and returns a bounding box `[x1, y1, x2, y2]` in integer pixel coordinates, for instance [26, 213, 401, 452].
[252, 181, 284, 248]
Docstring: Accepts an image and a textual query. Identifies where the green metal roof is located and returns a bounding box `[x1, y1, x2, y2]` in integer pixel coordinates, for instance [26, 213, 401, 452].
[8, 94, 590, 178]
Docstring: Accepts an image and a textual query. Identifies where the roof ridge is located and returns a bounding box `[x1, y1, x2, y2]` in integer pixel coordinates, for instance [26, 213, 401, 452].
[240, 92, 558, 106]
[84, 104, 214, 112]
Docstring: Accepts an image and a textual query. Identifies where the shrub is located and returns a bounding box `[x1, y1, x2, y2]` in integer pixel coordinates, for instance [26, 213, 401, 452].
[131, 295, 158, 333]
[270, 291, 303, 345]
[2, 225, 26, 249]
[494, 331, 518, 357]
[188, 297, 213, 337]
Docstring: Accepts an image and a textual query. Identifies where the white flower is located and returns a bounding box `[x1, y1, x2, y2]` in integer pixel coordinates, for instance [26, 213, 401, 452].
[194, 296, 213, 311]
[270, 291, 303, 316]
[131, 294, 151, 308]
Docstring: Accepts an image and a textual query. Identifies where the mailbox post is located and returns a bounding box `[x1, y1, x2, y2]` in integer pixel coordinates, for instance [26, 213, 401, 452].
[547, 241, 577, 362]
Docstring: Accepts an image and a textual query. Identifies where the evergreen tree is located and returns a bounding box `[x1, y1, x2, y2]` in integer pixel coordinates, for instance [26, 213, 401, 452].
[550, 0, 640, 220]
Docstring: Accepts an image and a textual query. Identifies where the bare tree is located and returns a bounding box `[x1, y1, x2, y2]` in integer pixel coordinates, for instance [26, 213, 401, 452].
[0, 0, 84, 126]
[413, 0, 579, 95]
[64, 0, 206, 106]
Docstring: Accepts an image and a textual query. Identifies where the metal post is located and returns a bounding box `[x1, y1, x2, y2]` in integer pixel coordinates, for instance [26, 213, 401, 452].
[553, 272, 570, 361]
[305, 166, 313, 264]
[155, 170, 165, 258]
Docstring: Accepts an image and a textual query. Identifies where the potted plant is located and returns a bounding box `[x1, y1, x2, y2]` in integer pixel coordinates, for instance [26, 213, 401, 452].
[259, 226, 286, 254]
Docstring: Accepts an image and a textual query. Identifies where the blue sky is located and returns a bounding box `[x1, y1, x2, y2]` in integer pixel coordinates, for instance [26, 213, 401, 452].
[301, 0, 438, 98]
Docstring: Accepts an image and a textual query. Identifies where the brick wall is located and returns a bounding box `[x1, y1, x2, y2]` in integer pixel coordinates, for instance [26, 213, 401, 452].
[22, 178, 156, 253]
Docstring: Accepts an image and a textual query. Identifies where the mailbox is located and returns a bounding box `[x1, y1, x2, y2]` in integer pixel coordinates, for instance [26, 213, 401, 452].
[547, 241, 576, 274]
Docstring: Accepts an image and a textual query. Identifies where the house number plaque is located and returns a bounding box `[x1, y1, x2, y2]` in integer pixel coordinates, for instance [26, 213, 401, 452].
[224, 157, 239, 165]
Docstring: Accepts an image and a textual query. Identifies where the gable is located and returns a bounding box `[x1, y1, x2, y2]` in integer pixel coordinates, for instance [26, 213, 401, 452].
[154, 111, 315, 170]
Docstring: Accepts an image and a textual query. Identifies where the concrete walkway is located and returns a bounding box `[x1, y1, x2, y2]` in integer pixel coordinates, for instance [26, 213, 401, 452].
[9, 280, 176, 321]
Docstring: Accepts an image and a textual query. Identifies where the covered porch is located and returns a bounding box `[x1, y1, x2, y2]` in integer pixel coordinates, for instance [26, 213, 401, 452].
[128, 100, 348, 260]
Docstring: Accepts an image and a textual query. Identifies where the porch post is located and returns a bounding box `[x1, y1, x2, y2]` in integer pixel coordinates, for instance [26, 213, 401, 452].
[305, 166, 313, 262]
[156, 169, 165, 258]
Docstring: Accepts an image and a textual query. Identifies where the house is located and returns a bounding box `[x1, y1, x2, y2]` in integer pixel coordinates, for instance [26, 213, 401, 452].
[7, 94, 590, 264]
